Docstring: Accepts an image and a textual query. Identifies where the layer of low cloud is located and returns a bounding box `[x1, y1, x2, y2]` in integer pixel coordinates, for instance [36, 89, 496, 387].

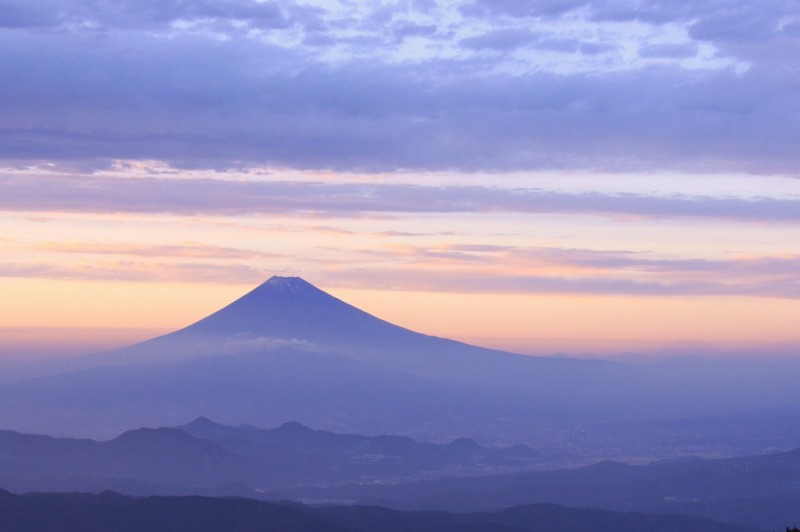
[1, 0, 799, 173]
[319, 243, 800, 299]
[0, 260, 267, 284]
[31, 241, 281, 260]
[2, 175, 799, 223]
[321, 264, 800, 300]
[5, 239, 799, 299]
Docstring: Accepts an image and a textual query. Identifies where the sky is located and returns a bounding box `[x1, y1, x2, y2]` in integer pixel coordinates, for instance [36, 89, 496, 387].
[2, 0, 800, 360]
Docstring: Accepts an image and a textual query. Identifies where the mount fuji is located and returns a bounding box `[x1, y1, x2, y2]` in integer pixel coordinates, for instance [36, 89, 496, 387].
[88, 275, 602, 390]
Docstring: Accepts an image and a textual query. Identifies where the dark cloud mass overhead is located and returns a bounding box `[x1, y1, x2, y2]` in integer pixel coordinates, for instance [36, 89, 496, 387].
[2, 0, 799, 173]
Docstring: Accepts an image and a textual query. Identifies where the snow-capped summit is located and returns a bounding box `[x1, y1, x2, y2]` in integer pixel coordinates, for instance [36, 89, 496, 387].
[257, 276, 318, 294]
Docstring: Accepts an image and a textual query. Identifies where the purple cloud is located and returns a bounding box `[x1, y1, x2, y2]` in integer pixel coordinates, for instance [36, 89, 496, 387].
[1, 0, 799, 174]
[32, 242, 282, 260]
[320, 266, 800, 299]
[0, 0, 296, 30]
[3, 56, 797, 173]
[0, 261, 267, 284]
[2, 175, 799, 223]
[459, 29, 540, 50]
[464, 0, 586, 18]
[639, 43, 698, 59]
[391, 21, 439, 41]
[8, 238, 800, 298]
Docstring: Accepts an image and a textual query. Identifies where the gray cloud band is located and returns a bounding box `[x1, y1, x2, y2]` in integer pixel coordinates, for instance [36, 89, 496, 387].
[2, 176, 799, 222]
[2, 259, 799, 299]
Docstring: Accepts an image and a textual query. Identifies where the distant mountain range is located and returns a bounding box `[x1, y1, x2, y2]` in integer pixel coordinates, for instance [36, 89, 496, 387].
[1, 418, 798, 530]
[0, 417, 547, 494]
[0, 490, 757, 532]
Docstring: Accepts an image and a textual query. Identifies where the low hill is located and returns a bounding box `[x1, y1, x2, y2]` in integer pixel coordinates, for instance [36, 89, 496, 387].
[266, 445, 800, 530]
[0, 490, 757, 532]
[0, 418, 547, 493]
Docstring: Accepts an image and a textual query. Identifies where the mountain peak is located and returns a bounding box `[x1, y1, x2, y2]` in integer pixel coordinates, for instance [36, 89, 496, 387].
[110, 427, 199, 447]
[249, 276, 326, 299]
[262, 276, 310, 289]
[275, 421, 314, 434]
[184, 416, 223, 429]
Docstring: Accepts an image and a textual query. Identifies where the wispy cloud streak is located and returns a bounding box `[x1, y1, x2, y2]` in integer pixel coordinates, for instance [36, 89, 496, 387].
[31, 241, 280, 260]
[4, 240, 800, 298]
[0, 261, 266, 284]
[321, 264, 800, 299]
[2, 175, 798, 223]
[314, 244, 800, 299]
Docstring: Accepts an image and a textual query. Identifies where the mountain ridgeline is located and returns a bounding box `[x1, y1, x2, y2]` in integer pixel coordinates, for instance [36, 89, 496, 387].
[2, 417, 796, 530]
[0, 417, 545, 494]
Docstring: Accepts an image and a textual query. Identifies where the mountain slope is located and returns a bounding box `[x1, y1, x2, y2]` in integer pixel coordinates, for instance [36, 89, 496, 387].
[84, 276, 609, 392]
[0, 426, 244, 487]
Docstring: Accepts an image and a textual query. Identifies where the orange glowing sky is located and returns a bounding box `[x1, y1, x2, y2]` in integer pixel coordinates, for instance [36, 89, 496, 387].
[2, 168, 799, 360]
[4, 0, 800, 361]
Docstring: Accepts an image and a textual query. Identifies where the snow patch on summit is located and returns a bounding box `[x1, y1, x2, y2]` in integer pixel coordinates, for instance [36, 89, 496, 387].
[262, 276, 310, 293]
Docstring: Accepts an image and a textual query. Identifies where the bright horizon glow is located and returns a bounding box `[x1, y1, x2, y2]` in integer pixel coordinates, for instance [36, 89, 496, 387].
[2, 275, 799, 361]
